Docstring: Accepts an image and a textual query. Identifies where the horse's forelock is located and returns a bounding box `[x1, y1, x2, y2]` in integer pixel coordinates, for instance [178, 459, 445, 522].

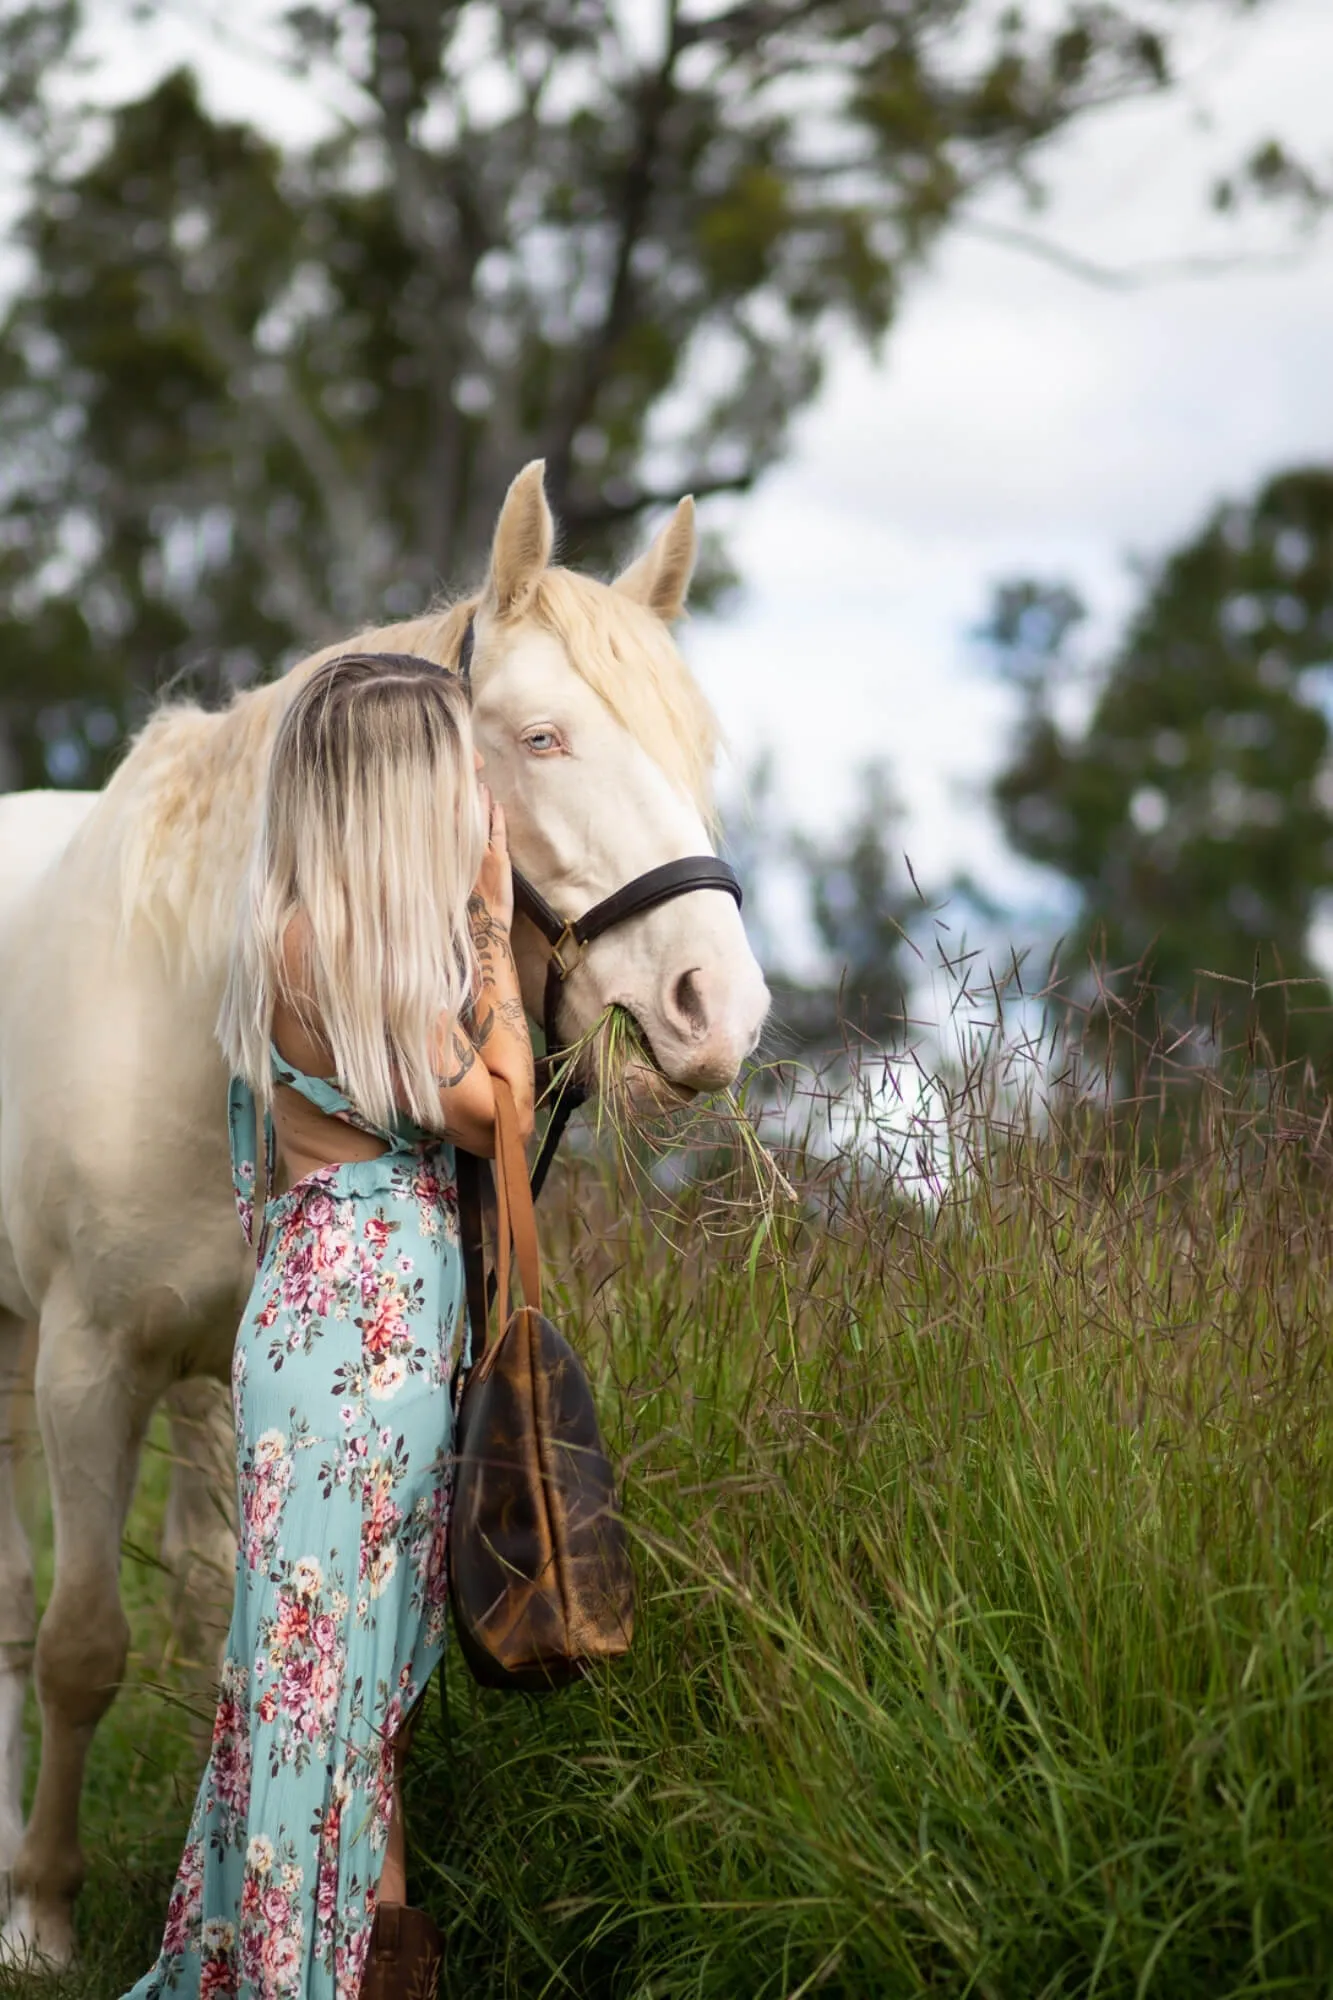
[521, 567, 719, 822]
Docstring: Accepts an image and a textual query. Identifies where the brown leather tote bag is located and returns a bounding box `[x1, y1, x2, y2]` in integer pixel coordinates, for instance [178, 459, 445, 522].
[448, 1079, 635, 1691]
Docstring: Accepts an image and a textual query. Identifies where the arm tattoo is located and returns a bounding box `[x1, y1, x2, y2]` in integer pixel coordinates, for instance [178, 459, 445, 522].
[468, 892, 517, 987]
[471, 996, 530, 1051]
[436, 1026, 476, 1090]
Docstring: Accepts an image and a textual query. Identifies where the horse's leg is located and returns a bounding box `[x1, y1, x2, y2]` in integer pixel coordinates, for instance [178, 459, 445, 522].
[0, 1312, 36, 1926]
[2, 1276, 158, 1968]
[159, 1376, 238, 1725]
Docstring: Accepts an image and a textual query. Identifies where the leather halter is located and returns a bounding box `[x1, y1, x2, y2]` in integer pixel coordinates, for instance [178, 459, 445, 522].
[454, 613, 743, 1195]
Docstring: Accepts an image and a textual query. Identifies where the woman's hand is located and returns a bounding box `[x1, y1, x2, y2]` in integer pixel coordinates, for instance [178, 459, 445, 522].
[470, 786, 514, 934]
[461, 785, 534, 1136]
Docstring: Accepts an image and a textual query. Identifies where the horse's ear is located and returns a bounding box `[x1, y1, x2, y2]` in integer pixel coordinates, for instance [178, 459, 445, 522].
[613, 496, 696, 623]
[486, 460, 555, 617]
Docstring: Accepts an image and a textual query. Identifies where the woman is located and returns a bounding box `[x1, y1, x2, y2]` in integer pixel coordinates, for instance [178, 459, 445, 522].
[122, 652, 535, 2000]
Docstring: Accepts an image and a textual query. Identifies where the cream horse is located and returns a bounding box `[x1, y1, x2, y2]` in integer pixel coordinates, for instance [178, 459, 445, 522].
[0, 461, 768, 1964]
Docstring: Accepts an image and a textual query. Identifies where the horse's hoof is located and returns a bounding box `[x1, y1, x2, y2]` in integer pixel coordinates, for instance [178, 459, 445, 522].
[0, 1892, 76, 1971]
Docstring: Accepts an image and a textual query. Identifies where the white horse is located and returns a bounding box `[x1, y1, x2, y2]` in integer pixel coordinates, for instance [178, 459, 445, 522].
[0, 461, 768, 1964]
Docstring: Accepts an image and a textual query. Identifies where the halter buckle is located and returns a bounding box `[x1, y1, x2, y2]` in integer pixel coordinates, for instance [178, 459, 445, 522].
[549, 924, 584, 979]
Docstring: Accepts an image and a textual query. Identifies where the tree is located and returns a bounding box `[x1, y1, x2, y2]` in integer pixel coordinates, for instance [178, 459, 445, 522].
[726, 756, 919, 1056]
[0, 0, 1248, 786]
[788, 761, 920, 1051]
[989, 467, 1333, 1072]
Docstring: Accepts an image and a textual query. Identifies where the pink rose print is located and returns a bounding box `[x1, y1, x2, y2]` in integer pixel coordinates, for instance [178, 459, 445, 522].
[360, 1467, 404, 1598]
[271, 1594, 310, 1652]
[239, 1428, 293, 1573]
[362, 1286, 406, 1359]
[199, 1948, 238, 2000]
[169, 1096, 458, 1998]
[160, 1834, 204, 1958]
[206, 1659, 253, 1844]
[238, 1833, 305, 1996]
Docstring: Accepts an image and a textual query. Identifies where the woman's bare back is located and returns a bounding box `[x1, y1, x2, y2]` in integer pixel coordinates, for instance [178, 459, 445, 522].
[270, 915, 388, 1188]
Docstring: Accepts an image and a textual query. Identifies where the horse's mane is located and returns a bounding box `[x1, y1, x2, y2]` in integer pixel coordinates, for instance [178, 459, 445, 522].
[92, 578, 716, 975]
[527, 568, 718, 816]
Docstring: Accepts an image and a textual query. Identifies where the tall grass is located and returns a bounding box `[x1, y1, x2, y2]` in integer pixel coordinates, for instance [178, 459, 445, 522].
[3, 1417, 213, 1997]
[9, 1020, 1333, 1998]
[409, 1043, 1333, 1999]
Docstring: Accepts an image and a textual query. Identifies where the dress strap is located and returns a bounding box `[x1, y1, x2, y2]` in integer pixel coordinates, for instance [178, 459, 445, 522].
[269, 1041, 357, 1120]
[268, 1040, 403, 1145]
[227, 1076, 276, 1251]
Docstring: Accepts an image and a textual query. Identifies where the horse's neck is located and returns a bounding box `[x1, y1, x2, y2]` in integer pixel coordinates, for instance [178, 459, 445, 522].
[96, 606, 466, 986]
[95, 681, 285, 985]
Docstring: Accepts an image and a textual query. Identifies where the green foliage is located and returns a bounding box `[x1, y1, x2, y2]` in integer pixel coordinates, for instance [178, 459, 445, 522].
[403, 1077, 1333, 1997]
[349, 1084, 1333, 1995]
[18, 1069, 1333, 1998]
[1213, 138, 1332, 227]
[989, 467, 1333, 1071]
[791, 760, 920, 1050]
[0, 0, 1221, 784]
[725, 757, 920, 1055]
[0, 1412, 210, 1997]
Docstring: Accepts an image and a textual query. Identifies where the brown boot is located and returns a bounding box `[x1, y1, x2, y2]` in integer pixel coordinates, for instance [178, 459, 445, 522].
[359, 1902, 443, 2000]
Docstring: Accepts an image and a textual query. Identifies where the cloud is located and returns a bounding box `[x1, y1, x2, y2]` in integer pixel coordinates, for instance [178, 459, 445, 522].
[689, 0, 1333, 932]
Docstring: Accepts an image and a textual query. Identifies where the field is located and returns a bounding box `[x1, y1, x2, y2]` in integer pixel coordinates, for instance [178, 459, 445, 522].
[6, 1052, 1333, 1999]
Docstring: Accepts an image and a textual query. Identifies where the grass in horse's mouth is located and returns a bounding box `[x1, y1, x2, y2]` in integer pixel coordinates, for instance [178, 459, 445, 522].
[553, 1003, 796, 1218]
[542, 1003, 672, 1106]
[596, 1002, 659, 1087]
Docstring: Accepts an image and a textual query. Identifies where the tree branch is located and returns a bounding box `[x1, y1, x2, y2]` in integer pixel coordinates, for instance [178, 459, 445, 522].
[676, 0, 848, 55]
[361, 3, 496, 575]
[545, 0, 684, 507]
[186, 293, 388, 607]
[956, 213, 1310, 290]
[562, 469, 755, 529]
[247, 521, 333, 641]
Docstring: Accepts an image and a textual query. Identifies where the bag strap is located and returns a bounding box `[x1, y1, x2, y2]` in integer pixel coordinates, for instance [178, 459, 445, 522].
[457, 1078, 541, 1364]
[492, 1077, 541, 1321]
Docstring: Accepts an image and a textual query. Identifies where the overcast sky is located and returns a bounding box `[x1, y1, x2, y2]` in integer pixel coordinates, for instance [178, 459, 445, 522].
[688, 0, 1333, 966]
[25, 0, 1333, 982]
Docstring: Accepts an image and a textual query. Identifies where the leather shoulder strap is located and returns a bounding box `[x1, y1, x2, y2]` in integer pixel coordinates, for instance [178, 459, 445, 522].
[458, 1079, 541, 1363]
[492, 1078, 541, 1318]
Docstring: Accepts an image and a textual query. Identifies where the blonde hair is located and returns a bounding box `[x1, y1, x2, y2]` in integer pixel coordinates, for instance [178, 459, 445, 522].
[217, 652, 485, 1130]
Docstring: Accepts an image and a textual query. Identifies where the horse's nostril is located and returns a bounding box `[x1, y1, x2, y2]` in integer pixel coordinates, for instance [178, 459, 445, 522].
[671, 968, 708, 1037]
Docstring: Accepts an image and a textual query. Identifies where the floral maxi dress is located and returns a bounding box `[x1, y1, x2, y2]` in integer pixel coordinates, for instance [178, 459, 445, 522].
[122, 1047, 465, 2000]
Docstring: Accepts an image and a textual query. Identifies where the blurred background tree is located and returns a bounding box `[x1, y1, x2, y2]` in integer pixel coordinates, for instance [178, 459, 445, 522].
[724, 756, 919, 1057]
[0, 0, 1240, 788]
[785, 761, 920, 1051]
[987, 465, 1333, 1075]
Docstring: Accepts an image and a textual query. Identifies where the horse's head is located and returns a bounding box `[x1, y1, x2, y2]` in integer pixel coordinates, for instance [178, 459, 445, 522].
[467, 462, 769, 1103]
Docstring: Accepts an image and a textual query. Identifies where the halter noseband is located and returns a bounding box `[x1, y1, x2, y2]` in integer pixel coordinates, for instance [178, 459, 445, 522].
[454, 613, 743, 1195]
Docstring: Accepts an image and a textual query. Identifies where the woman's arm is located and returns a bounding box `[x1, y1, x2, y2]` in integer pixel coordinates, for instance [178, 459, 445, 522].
[465, 793, 536, 1133]
[466, 899, 533, 1115]
[429, 789, 535, 1153]
[428, 1018, 501, 1156]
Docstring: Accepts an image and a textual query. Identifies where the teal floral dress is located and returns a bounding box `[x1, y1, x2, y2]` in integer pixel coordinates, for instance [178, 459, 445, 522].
[122, 1047, 466, 2000]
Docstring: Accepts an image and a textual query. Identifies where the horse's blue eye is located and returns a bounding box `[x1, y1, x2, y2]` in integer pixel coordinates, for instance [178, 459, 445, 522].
[526, 731, 557, 753]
